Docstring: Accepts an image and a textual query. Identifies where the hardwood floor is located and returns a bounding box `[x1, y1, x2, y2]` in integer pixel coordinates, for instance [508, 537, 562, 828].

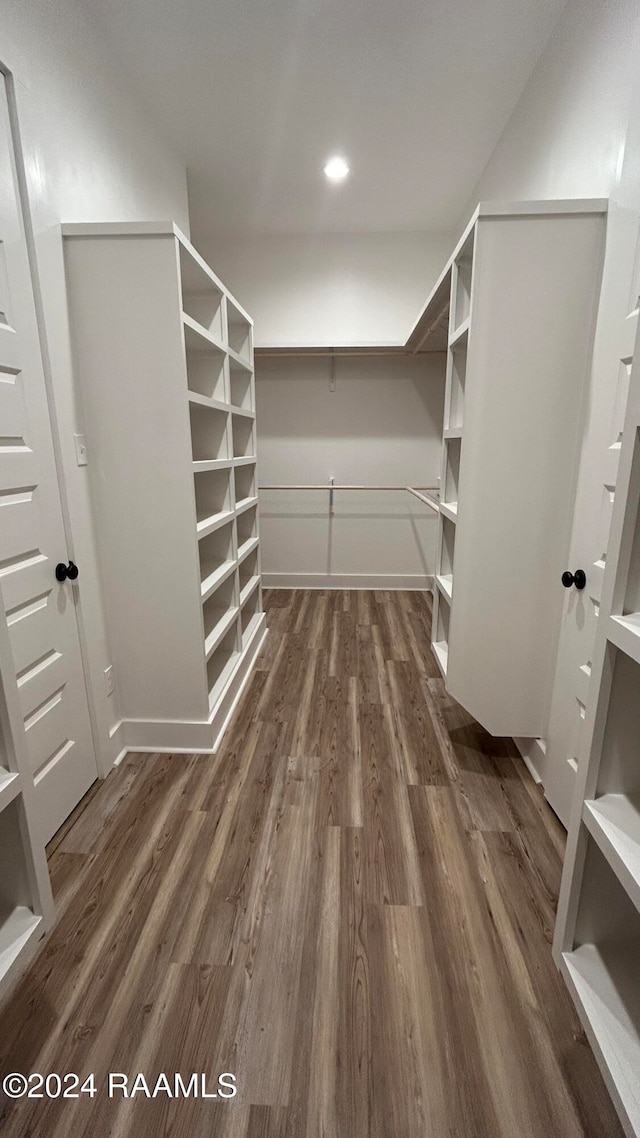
[0, 589, 623, 1137]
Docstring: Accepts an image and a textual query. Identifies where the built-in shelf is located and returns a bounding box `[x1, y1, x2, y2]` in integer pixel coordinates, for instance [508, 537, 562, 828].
[0, 906, 42, 990]
[190, 402, 229, 463]
[439, 501, 458, 523]
[432, 590, 450, 680]
[561, 943, 640, 1138]
[186, 350, 227, 402]
[234, 455, 256, 467]
[439, 514, 456, 578]
[204, 604, 239, 661]
[179, 241, 225, 342]
[207, 624, 241, 713]
[0, 769, 21, 814]
[448, 315, 470, 348]
[608, 613, 640, 667]
[229, 367, 253, 413]
[237, 535, 260, 564]
[228, 348, 253, 375]
[235, 463, 255, 508]
[239, 575, 260, 607]
[194, 468, 231, 534]
[447, 341, 467, 433]
[435, 574, 453, 602]
[236, 495, 259, 517]
[198, 521, 234, 592]
[232, 413, 256, 459]
[241, 609, 263, 651]
[188, 391, 230, 414]
[201, 560, 236, 604]
[196, 509, 235, 539]
[192, 459, 232, 473]
[183, 312, 226, 356]
[584, 794, 640, 914]
[227, 295, 252, 364]
[432, 640, 448, 678]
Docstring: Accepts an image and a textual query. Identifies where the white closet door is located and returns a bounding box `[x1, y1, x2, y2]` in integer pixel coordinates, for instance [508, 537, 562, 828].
[0, 74, 97, 844]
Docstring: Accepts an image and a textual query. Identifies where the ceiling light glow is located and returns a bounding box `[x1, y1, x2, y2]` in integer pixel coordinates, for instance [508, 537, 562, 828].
[323, 156, 350, 182]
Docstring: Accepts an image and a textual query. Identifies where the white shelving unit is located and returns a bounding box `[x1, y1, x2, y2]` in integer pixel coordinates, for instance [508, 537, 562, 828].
[554, 302, 640, 1138]
[0, 613, 53, 1000]
[411, 200, 607, 738]
[61, 223, 266, 753]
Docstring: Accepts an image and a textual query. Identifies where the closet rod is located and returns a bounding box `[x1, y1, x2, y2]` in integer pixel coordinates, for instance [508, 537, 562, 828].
[253, 349, 444, 358]
[258, 484, 440, 514]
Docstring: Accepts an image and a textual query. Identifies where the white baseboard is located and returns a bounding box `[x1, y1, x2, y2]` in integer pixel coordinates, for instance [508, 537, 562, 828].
[119, 717, 216, 754]
[263, 573, 433, 591]
[108, 614, 268, 762]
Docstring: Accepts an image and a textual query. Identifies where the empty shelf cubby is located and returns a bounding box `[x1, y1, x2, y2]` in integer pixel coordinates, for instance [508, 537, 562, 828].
[436, 594, 450, 647]
[189, 403, 229, 462]
[232, 414, 255, 459]
[236, 504, 257, 553]
[452, 235, 474, 330]
[202, 575, 237, 652]
[234, 463, 255, 507]
[227, 301, 252, 361]
[198, 520, 234, 596]
[207, 625, 240, 710]
[241, 587, 261, 647]
[594, 647, 640, 799]
[439, 515, 456, 579]
[561, 836, 640, 1136]
[186, 351, 227, 403]
[239, 548, 259, 602]
[193, 468, 231, 530]
[447, 343, 467, 432]
[180, 245, 224, 341]
[0, 798, 40, 979]
[443, 437, 461, 507]
[230, 368, 253, 412]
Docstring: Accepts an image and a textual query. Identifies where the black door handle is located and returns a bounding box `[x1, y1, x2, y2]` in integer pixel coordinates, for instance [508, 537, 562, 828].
[55, 560, 79, 582]
[562, 569, 586, 590]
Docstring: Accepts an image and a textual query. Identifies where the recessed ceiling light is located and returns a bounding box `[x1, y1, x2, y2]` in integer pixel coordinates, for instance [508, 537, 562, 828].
[323, 156, 350, 182]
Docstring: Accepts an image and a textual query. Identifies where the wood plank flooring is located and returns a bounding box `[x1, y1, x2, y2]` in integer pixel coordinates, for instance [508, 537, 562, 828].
[0, 589, 623, 1137]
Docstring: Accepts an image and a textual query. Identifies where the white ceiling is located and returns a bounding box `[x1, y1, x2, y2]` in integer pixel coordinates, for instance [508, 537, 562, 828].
[87, 0, 568, 236]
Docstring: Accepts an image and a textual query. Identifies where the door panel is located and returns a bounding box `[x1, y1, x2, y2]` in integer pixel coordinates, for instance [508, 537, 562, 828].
[0, 72, 97, 844]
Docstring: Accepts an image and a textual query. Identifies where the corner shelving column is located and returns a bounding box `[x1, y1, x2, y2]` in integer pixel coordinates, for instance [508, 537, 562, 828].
[431, 229, 474, 679]
[554, 301, 640, 1138]
[62, 221, 266, 754]
[178, 238, 264, 722]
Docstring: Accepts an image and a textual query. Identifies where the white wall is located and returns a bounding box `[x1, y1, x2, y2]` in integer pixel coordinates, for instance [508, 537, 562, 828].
[1, 1, 189, 773]
[200, 231, 454, 348]
[466, 0, 638, 212]
[256, 353, 444, 588]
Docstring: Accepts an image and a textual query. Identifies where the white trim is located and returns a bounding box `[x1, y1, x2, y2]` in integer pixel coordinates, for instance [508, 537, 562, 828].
[263, 573, 433, 591]
[106, 616, 267, 758]
[119, 717, 215, 753]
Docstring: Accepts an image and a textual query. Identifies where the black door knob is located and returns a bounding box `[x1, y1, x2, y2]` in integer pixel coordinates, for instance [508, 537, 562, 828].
[562, 569, 586, 590]
[55, 561, 79, 582]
